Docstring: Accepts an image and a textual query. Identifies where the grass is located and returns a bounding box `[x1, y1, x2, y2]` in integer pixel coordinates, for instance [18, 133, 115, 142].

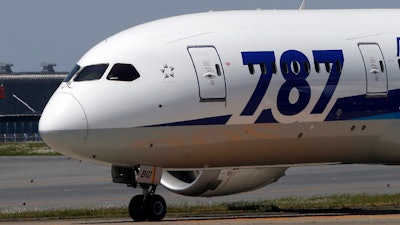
[0, 207, 128, 220]
[225, 193, 400, 211]
[0, 142, 59, 156]
[2, 193, 400, 220]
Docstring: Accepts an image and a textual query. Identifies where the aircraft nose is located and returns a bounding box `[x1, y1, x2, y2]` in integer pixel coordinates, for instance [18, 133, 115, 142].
[39, 93, 88, 154]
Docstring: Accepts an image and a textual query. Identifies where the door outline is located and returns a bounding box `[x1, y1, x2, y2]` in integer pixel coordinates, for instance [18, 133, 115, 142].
[188, 46, 227, 102]
[358, 43, 388, 97]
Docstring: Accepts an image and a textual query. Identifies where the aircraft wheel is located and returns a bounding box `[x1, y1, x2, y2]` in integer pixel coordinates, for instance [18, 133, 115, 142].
[146, 194, 167, 221]
[128, 195, 147, 221]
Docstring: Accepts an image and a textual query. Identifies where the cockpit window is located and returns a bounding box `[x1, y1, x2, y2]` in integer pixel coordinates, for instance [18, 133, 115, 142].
[74, 64, 108, 82]
[64, 64, 80, 82]
[107, 63, 140, 81]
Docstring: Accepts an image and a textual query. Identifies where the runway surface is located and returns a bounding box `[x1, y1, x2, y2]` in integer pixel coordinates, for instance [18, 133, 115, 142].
[1, 156, 400, 213]
[2, 214, 400, 225]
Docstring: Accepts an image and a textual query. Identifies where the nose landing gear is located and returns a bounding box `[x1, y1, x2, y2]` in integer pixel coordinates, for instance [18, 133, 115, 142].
[128, 185, 167, 221]
[112, 165, 166, 222]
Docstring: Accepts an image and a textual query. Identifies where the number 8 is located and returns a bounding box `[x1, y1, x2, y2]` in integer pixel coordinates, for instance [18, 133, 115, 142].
[277, 50, 311, 116]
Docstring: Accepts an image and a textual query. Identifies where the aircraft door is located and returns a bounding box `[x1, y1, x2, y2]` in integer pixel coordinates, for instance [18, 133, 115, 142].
[188, 46, 226, 101]
[358, 43, 388, 96]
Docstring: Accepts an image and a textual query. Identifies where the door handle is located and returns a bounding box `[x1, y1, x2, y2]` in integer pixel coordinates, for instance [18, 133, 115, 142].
[370, 68, 379, 74]
[204, 73, 216, 79]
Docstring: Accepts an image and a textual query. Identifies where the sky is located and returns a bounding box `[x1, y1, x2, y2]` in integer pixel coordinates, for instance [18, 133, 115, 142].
[1, 0, 400, 72]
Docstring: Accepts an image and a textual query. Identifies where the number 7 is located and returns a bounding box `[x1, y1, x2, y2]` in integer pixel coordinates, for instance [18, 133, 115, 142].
[311, 50, 344, 114]
[240, 51, 276, 116]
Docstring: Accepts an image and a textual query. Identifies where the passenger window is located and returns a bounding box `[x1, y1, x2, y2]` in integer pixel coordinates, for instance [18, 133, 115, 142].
[282, 62, 289, 75]
[215, 64, 222, 76]
[272, 62, 277, 74]
[379, 61, 385, 73]
[107, 63, 140, 81]
[64, 64, 80, 82]
[291, 61, 300, 74]
[248, 63, 255, 75]
[314, 61, 320, 73]
[335, 61, 342, 73]
[304, 62, 311, 74]
[325, 62, 331, 73]
[260, 63, 266, 75]
[74, 64, 108, 81]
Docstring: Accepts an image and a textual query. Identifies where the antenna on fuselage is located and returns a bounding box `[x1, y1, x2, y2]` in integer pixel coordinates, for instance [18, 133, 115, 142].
[299, 0, 306, 10]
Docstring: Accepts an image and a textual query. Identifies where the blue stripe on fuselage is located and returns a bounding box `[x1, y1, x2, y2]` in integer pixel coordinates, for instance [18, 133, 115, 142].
[148, 89, 400, 127]
[146, 115, 232, 127]
[325, 89, 400, 121]
[354, 112, 400, 120]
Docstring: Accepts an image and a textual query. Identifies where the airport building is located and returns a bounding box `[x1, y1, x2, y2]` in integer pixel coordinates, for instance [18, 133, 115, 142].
[0, 63, 66, 142]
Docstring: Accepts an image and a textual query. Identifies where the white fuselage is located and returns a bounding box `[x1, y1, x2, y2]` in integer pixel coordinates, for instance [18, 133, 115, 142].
[40, 9, 400, 169]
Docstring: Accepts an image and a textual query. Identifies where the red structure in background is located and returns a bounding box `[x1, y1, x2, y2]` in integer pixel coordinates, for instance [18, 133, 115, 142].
[0, 84, 4, 99]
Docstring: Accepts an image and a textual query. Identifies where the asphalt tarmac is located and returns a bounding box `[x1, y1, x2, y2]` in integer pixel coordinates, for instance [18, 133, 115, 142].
[3, 214, 400, 225]
[1, 156, 400, 224]
[1, 156, 400, 211]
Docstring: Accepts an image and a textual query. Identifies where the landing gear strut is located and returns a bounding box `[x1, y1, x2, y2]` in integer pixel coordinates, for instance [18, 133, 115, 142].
[128, 185, 167, 221]
[111, 165, 166, 222]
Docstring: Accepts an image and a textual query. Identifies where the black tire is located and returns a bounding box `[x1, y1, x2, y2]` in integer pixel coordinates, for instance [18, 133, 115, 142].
[128, 195, 147, 221]
[146, 194, 167, 221]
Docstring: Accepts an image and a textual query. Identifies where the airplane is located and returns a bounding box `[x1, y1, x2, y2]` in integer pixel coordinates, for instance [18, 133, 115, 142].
[39, 8, 400, 221]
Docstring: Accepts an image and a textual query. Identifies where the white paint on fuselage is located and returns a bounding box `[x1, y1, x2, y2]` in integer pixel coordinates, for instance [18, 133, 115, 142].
[40, 9, 400, 169]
